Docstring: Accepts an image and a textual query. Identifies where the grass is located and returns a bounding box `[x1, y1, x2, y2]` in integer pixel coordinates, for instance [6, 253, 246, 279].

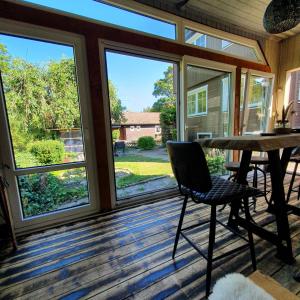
[114, 154, 173, 188]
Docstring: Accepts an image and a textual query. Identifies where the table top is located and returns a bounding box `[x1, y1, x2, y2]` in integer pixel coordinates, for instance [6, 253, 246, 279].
[196, 134, 300, 152]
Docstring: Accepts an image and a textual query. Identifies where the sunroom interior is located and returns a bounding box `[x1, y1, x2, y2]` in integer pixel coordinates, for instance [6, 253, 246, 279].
[0, 0, 300, 299]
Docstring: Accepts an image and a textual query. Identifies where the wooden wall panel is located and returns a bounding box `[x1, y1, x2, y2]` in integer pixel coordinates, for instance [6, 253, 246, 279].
[278, 35, 300, 110]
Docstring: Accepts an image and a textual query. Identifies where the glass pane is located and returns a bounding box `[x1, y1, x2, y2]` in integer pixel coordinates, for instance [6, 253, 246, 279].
[0, 34, 86, 168]
[106, 51, 178, 201]
[188, 94, 196, 115]
[18, 167, 89, 218]
[287, 70, 300, 128]
[185, 28, 260, 62]
[23, 0, 176, 40]
[243, 75, 272, 134]
[185, 65, 231, 174]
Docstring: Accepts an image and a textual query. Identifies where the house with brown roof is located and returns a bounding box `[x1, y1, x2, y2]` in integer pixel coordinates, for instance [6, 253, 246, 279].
[113, 112, 161, 142]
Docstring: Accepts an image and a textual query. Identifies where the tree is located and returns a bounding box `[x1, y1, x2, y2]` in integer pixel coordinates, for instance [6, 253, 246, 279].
[151, 66, 176, 112]
[151, 65, 176, 144]
[0, 43, 10, 74]
[142, 106, 152, 112]
[108, 80, 126, 124]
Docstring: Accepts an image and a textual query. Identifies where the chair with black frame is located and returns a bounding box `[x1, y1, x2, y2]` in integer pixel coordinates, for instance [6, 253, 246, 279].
[167, 141, 262, 298]
[224, 154, 270, 210]
[286, 146, 300, 203]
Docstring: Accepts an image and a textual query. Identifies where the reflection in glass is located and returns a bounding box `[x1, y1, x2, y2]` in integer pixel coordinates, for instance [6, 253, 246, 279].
[185, 28, 259, 62]
[243, 76, 272, 134]
[18, 167, 89, 218]
[0, 34, 85, 168]
[185, 65, 231, 174]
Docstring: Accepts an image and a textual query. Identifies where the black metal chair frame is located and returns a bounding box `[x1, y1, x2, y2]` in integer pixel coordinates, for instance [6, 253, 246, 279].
[225, 158, 271, 209]
[167, 142, 259, 298]
[286, 156, 300, 203]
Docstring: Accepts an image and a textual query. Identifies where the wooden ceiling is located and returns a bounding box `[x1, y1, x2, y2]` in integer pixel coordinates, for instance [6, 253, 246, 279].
[136, 0, 300, 40]
[184, 0, 300, 39]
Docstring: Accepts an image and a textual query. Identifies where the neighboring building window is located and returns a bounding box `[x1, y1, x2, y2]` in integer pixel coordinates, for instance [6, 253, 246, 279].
[130, 126, 134, 131]
[197, 132, 212, 139]
[136, 125, 141, 131]
[221, 40, 232, 49]
[187, 85, 208, 116]
[155, 125, 161, 133]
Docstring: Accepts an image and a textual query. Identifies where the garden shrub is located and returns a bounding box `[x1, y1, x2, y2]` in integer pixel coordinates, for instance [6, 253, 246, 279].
[19, 171, 88, 217]
[28, 140, 65, 165]
[137, 136, 156, 150]
[112, 129, 120, 141]
[15, 151, 38, 168]
[206, 155, 225, 174]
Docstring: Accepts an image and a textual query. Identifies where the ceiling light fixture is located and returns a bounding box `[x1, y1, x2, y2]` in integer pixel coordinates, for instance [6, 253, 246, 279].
[263, 0, 300, 34]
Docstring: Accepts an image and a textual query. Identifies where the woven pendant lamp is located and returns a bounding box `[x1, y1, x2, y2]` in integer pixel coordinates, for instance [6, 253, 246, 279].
[263, 0, 300, 34]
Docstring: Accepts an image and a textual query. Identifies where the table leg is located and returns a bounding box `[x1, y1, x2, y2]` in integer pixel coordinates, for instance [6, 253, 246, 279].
[228, 150, 252, 228]
[267, 149, 294, 263]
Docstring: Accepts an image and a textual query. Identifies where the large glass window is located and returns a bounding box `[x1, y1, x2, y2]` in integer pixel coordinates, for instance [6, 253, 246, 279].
[185, 28, 260, 62]
[22, 0, 176, 40]
[242, 75, 273, 134]
[105, 50, 178, 201]
[184, 64, 231, 174]
[0, 33, 92, 218]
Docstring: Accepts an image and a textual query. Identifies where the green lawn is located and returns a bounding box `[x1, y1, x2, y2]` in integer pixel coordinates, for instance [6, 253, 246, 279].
[114, 155, 173, 188]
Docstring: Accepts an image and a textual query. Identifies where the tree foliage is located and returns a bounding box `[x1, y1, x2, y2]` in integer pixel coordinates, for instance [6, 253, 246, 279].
[108, 80, 126, 124]
[0, 42, 125, 148]
[151, 65, 177, 144]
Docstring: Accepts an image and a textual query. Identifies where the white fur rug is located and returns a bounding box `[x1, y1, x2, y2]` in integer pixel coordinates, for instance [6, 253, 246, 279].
[209, 273, 275, 300]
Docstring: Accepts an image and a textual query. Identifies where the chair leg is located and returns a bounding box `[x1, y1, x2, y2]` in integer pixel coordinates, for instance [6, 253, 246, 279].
[256, 166, 269, 206]
[253, 166, 258, 188]
[287, 162, 298, 203]
[172, 194, 188, 259]
[206, 205, 216, 298]
[244, 197, 257, 271]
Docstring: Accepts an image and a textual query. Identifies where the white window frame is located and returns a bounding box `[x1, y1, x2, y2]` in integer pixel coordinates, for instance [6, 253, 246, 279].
[105, 0, 266, 64]
[0, 18, 100, 234]
[99, 39, 181, 208]
[187, 85, 208, 117]
[197, 132, 212, 139]
[184, 25, 263, 63]
[130, 126, 135, 131]
[240, 69, 274, 135]
[17, 0, 267, 64]
[136, 125, 141, 131]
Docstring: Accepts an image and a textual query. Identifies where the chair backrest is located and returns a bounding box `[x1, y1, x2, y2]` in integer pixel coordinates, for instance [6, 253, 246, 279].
[167, 141, 212, 193]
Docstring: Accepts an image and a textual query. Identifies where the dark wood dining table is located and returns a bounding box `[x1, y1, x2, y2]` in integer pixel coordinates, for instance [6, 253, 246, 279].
[197, 133, 300, 264]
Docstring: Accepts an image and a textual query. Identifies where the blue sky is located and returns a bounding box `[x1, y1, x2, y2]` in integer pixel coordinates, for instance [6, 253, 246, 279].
[22, 0, 175, 39]
[106, 52, 172, 112]
[0, 1, 175, 112]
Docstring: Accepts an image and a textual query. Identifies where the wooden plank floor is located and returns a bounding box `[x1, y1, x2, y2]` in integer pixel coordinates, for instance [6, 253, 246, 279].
[1, 175, 300, 299]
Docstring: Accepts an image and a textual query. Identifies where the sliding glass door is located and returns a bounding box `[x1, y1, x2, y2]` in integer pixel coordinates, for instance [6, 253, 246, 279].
[240, 71, 274, 135]
[0, 22, 99, 233]
[182, 57, 235, 174]
[101, 44, 180, 203]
